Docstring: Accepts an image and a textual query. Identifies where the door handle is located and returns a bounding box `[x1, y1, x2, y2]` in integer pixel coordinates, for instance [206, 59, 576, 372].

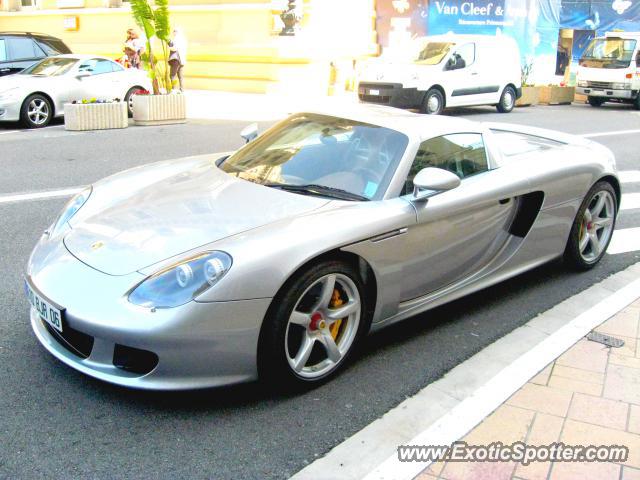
[471, 72, 479, 76]
[499, 198, 511, 205]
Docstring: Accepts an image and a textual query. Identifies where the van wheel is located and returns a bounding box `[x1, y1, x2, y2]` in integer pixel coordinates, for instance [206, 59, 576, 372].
[634, 95, 640, 110]
[588, 96, 606, 107]
[496, 86, 516, 113]
[421, 89, 444, 115]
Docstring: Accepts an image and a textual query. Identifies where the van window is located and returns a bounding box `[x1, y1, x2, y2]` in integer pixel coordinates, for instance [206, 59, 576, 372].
[7, 37, 41, 60]
[450, 43, 475, 69]
[403, 133, 488, 194]
[415, 41, 454, 65]
[0, 40, 6, 62]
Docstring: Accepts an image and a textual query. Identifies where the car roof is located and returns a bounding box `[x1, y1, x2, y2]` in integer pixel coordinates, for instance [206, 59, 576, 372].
[305, 103, 480, 140]
[0, 32, 59, 38]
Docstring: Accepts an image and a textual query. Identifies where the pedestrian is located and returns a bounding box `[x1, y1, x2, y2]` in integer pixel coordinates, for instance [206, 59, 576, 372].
[124, 28, 145, 69]
[168, 27, 187, 92]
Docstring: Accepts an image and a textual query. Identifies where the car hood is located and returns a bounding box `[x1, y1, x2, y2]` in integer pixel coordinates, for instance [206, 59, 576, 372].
[64, 157, 330, 276]
[0, 74, 50, 92]
[361, 60, 439, 85]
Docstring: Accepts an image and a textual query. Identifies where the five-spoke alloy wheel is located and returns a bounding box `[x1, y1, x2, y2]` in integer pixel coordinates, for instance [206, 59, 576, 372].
[564, 181, 617, 270]
[259, 260, 368, 389]
[21, 94, 52, 128]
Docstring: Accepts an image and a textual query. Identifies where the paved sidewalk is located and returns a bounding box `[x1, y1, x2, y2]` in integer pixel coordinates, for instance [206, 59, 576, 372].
[184, 89, 358, 121]
[418, 300, 640, 480]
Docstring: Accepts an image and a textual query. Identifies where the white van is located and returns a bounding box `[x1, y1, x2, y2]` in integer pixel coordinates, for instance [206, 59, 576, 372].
[576, 32, 640, 109]
[357, 34, 522, 115]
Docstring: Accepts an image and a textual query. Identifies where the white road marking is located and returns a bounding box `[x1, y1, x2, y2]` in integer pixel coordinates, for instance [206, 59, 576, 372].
[0, 187, 83, 205]
[607, 227, 640, 255]
[0, 129, 21, 135]
[621, 193, 640, 211]
[619, 170, 640, 184]
[582, 129, 640, 138]
[291, 264, 640, 480]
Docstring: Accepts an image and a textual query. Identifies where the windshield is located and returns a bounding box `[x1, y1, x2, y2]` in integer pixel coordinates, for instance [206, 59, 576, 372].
[21, 57, 77, 76]
[415, 41, 454, 65]
[580, 38, 637, 69]
[220, 113, 409, 201]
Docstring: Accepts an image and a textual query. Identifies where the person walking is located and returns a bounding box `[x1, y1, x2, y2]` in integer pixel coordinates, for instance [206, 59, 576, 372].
[168, 27, 187, 92]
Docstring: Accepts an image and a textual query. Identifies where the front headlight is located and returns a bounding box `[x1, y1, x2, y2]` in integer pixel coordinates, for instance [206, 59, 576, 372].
[577, 80, 588, 87]
[49, 187, 92, 237]
[611, 82, 630, 90]
[128, 251, 233, 309]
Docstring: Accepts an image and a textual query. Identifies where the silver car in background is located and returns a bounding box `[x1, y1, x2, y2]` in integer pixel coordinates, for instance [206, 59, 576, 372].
[0, 54, 150, 128]
[26, 106, 620, 390]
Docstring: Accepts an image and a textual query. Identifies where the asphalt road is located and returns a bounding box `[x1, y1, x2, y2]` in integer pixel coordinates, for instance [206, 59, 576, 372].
[1, 103, 639, 479]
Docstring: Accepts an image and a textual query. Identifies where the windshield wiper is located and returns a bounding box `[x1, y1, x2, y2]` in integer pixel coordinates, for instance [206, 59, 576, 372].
[264, 183, 370, 201]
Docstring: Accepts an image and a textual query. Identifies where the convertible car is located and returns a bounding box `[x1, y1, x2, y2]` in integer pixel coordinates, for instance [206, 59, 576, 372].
[26, 105, 619, 390]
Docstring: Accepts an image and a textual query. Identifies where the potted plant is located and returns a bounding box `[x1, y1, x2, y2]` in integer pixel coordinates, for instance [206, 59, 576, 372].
[129, 0, 186, 125]
[516, 61, 540, 107]
[538, 81, 575, 105]
[64, 98, 128, 131]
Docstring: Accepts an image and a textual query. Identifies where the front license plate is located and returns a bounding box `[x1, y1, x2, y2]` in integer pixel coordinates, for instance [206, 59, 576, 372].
[369, 89, 380, 95]
[25, 279, 64, 332]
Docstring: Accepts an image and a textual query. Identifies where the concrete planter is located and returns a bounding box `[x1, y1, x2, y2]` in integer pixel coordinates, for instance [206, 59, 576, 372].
[516, 86, 540, 107]
[132, 94, 186, 126]
[538, 86, 575, 105]
[64, 102, 128, 131]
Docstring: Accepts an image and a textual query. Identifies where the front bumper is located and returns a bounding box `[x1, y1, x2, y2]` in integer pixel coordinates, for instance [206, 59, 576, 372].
[0, 99, 21, 122]
[358, 82, 424, 109]
[576, 86, 637, 100]
[27, 235, 271, 390]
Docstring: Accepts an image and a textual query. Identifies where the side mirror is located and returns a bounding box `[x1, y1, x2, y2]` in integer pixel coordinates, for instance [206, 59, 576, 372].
[411, 167, 461, 201]
[240, 123, 258, 143]
[445, 57, 456, 70]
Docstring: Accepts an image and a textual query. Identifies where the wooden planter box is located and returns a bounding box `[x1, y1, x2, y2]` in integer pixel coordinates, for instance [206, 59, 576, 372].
[516, 86, 540, 107]
[133, 94, 186, 126]
[538, 86, 575, 105]
[64, 102, 128, 131]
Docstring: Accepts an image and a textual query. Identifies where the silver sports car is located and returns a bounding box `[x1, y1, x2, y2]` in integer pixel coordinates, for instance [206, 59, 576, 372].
[0, 55, 150, 128]
[26, 105, 620, 390]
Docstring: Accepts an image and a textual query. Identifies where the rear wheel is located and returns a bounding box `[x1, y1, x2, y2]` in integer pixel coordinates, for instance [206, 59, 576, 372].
[564, 181, 617, 270]
[634, 94, 640, 110]
[588, 96, 606, 107]
[496, 86, 516, 113]
[258, 260, 368, 390]
[20, 94, 52, 128]
[421, 88, 444, 115]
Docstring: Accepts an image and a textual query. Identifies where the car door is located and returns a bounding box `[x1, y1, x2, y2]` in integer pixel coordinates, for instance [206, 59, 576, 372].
[3, 36, 45, 75]
[398, 133, 516, 302]
[441, 43, 482, 107]
[75, 58, 121, 100]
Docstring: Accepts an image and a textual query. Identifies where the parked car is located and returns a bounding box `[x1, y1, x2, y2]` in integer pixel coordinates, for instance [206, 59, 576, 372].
[26, 105, 619, 390]
[358, 34, 522, 114]
[576, 31, 640, 109]
[0, 54, 151, 128]
[0, 32, 71, 77]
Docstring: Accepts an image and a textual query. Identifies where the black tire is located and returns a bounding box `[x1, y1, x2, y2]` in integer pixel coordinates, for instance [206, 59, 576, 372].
[20, 93, 52, 128]
[496, 86, 516, 113]
[258, 260, 370, 391]
[634, 94, 640, 111]
[421, 88, 444, 115]
[125, 86, 143, 118]
[588, 96, 606, 107]
[564, 181, 617, 271]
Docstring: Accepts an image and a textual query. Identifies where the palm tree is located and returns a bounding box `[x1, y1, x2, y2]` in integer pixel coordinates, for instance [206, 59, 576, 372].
[130, 0, 172, 94]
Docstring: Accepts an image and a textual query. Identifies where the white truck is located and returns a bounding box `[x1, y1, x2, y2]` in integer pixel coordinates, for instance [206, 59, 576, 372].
[357, 34, 522, 115]
[576, 32, 640, 109]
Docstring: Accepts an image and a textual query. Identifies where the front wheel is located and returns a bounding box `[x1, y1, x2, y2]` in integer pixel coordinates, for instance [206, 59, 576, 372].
[258, 260, 368, 390]
[496, 86, 516, 113]
[421, 88, 444, 115]
[588, 96, 606, 107]
[564, 181, 617, 270]
[634, 94, 640, 111]
[20, 94, 52, 128]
